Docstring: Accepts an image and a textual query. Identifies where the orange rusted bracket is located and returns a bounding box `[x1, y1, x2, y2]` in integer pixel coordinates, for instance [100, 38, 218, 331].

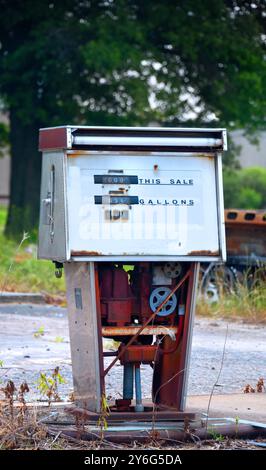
[103, 269, 191, 377]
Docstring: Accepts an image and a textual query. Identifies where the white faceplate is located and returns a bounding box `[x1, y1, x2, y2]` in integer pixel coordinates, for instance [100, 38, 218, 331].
[66, 153, 220, 258]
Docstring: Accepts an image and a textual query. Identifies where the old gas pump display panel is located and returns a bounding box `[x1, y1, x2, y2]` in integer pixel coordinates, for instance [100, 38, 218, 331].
[38, 126, 226, 262]
[67, 154, 219, 258]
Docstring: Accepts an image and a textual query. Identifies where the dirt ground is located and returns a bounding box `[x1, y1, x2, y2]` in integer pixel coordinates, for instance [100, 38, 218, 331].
[0, 303, 266, 450]
[0, 303, 265, 401]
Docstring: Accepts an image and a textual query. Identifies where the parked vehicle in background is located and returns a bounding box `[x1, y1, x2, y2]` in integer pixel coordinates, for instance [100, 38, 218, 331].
[201, 209, 266, 302]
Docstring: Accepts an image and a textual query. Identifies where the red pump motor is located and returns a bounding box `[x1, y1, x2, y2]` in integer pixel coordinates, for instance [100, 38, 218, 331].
[99, 266, 134, 326]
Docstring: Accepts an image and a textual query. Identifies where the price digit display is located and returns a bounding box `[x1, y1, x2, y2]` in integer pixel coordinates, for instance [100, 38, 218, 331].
[94, 175, 138, 184]
[94, 196, 139, 205]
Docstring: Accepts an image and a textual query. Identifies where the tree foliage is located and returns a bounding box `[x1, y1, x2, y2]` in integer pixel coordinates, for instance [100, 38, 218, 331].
[0, 0, 265, 236]
[0, 122, 9, 157]
[223, 167, 266, 209]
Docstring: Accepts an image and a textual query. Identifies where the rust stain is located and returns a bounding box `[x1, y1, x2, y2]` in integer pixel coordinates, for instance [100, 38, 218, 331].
[102, 326, 178, 336]
[188, 250, 219, 257]
[197, 153, 215, 159]
[71, 250, 102, 257]
[67, 151, 90, 157]
[68, 150, 154, 157]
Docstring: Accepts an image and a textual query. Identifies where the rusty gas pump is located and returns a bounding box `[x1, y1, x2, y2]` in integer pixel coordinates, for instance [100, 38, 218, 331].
[38, 126, 227, 418]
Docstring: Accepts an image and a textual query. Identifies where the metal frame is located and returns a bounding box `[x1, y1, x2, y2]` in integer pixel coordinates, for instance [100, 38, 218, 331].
[72, 255, 222, 262]
[215, 153, 227, 262]
[179, 262, 200, 410]
[40, 125, 228, 131]
[150, 264, 197, 409]
[38, 151, 68, 261]
[72, 135, 223, 148]
[39, 125, 227, 152]
[64, 262, 104, 412]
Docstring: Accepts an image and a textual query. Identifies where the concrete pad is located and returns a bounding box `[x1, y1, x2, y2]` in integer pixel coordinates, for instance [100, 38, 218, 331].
[186, 393, 266, 423]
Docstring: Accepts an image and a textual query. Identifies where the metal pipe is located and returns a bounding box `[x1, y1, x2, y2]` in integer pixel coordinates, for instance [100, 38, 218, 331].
[134, 365, 144, 412]
[123, 363, 134, 400]
[72, 135, 222, 148]
[53, 424, 266, 444]
[103, 351, 118, 357]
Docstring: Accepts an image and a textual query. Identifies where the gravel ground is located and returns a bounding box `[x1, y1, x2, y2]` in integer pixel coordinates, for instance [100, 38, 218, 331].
[0, 303, 265, 402]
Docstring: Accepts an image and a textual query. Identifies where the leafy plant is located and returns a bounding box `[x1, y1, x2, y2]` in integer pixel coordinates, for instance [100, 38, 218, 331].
[33, 326, 45, 338]
[208, 428, 225, 442]
[97, 393, 110, 439]
[54, 336, 64, 343]
[36, 367, 66, 405]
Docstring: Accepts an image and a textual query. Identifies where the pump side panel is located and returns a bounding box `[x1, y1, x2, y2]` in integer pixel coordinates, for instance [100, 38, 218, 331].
[38, 151, 68, 261]
[64, 262, 103, 412]
[66, 152, 222, 259]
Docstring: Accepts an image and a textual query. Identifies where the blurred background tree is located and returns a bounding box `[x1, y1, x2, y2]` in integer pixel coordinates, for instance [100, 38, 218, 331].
[0, 0, 265, 237]
[0, 122, 9, 157]
[223, 167, 266, 209]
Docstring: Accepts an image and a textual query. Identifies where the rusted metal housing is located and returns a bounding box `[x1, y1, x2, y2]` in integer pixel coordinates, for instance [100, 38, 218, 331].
[225, 209, 266, 265]
[200, 209, 266, 302]
[118, 344, 157, 365]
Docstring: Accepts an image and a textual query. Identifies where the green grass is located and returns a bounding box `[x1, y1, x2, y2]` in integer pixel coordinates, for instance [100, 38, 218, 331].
[197, 276, 266, 323]
[0, 206, 65, 296]
[0, 206, 7, 228]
